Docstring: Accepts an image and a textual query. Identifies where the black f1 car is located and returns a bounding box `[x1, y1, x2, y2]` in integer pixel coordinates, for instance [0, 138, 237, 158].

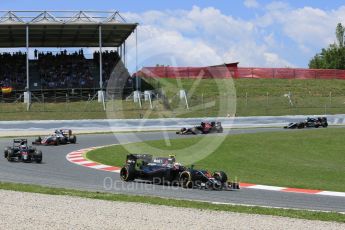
[120, 154, 239, 190]
[4, 139, 42, 163]
[284, 117, 328, 129]
[176, 121, 223, 135]
[32, 129, 77, 145]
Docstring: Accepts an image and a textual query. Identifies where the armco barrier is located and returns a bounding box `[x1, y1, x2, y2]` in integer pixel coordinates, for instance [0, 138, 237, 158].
[1, 115, 344, 132]
[136, 67, 345, 80]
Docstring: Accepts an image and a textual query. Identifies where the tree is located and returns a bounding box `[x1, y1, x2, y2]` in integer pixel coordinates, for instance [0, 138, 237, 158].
[336, 23, 344, 47]
[309, 23, 345, 69]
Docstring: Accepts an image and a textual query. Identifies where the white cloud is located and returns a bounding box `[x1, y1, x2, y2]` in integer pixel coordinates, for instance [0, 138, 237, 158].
[124, 6, 291, 70]
[258, 4, 345, 53]
[123, 4, 345, 71]
[244, 0, 260, 9]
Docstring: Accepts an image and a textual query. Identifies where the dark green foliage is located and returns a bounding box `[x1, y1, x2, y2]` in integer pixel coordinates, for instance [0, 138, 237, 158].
[309, 23, 345, 69]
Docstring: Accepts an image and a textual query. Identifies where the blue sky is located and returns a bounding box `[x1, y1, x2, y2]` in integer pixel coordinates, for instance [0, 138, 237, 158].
[2, 0, 345, 16]
[1, 0, 345, 69]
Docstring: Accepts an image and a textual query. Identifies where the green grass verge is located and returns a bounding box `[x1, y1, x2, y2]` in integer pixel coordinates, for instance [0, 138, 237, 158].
[0, 181, 344, 222]
[87, 128, 345, 192]
[0, 101, 108, 120]
[1, 78, 345, 120]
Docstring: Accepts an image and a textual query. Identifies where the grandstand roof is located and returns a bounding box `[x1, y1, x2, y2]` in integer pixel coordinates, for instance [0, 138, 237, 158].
[0, 11, 137, 47]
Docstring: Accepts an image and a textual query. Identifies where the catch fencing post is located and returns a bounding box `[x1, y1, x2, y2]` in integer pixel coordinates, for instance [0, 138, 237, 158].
[112, 95, 115, 112]
[65, 93, 69, 111]
[293, 69, 296, 79]
[148, 92, 153, 109]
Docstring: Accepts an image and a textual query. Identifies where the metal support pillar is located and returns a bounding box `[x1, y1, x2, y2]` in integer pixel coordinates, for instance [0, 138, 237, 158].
[99, 25, 103, 89]
[135, 27, 140, 91]
[98, 25, 105, 109]
[124, 41, 126, 68]
[24, 25, 31, 108]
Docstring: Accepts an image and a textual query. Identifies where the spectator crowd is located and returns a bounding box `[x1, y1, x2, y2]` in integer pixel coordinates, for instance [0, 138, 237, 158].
[0, 52, 26, 89]
[38, 50, 95, 89]
[0, 50, 129, 91]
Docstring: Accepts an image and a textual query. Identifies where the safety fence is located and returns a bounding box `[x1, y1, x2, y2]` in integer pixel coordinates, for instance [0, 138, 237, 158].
[0, 90, 345, 119]
[136, 67, 345, 80]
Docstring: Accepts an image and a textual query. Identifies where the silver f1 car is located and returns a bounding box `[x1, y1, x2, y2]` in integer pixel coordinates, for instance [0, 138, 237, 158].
[284, 117, 328, 129]
[4, 139, 42, 163]
[120, 154, 239, 190]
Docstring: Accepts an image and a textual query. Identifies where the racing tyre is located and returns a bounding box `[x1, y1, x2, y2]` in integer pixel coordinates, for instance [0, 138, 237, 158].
[7, 150, 13, 162]
[191, 127, 201, 135]
[69, 135, 77, 144]
[4, 147, 9, 158]
[179, 171, 193, 189]
[213, 171, 228, 184]
[323, 123, 328, 128]
[120, 165, 135, 182]
[55, 138, 60, 146]
[34, 150, 42, 163]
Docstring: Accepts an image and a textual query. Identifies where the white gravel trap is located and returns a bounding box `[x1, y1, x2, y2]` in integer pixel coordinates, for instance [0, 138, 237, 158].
[0, 190, 344, 230]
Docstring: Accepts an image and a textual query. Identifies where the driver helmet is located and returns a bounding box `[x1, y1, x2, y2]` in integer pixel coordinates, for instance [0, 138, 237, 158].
[173, 162, 181, 169]
[20, 142, 27, 150]
[167, 158, 175, 164]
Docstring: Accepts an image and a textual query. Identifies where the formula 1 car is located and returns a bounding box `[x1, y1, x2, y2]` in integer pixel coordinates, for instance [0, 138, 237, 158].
[120, 154, 239, 190]
[176, 121, 223, 135]
[32, 129, 77, 145]
[4, 139, 42, 163]
[284, 117, 328, 129]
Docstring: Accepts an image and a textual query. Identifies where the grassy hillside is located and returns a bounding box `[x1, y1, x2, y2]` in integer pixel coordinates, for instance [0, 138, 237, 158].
[142, 78, 345, 117]
[1, 78, 345, 120]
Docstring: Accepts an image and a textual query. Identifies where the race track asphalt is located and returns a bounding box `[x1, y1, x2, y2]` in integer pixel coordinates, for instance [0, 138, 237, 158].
[0, 128, 344, 212]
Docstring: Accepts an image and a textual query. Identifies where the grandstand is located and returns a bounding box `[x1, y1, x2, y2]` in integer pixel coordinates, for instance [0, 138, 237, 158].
[0, 10, 138, 106]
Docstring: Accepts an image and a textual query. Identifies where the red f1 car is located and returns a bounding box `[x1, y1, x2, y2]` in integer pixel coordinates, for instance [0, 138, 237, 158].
[176, 121, 223, 135]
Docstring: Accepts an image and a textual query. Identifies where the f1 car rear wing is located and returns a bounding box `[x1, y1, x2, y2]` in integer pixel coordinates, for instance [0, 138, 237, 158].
[126, 154, 153, 163]
[59, 129, 72, 136]
[13, 139, 28, 144]
[13, 139, 28, 147]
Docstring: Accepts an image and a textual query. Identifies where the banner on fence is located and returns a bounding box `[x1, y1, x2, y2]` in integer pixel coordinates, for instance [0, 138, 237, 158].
[136, 66, 345, 80]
